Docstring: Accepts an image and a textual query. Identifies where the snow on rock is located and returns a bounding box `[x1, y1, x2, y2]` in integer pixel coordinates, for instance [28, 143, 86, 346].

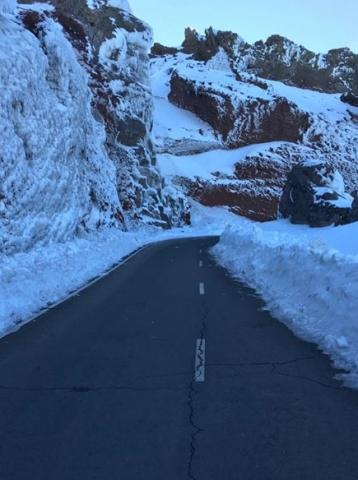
[19, 0, 189, 227]
[168, 68, 311, 148]
[212, 220, 358, 389]
[0, 11, 122, 254]
[280, 162, 358, 227]
[150, 53, 221, 155]
[158, 142, 310, 221]
[176, 28, 358, 95]
[151, 30, 358, 222]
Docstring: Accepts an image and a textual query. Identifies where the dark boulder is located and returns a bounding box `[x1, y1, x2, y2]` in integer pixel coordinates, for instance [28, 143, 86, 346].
[181, 27, 219, 61]
[341, 92, 358, 107]
[151, 43, 179, 57]
[279, 162, 357, 227]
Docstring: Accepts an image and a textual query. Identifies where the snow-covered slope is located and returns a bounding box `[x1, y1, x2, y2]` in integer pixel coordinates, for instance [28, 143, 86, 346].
[151, 54, 221, 155]
[213, 219, 358, 389]
[0, 4, 122, 254]
[151, 32, 358, 222]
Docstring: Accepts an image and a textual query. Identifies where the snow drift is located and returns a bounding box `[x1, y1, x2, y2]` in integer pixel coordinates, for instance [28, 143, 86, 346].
[212, 222, 358, 388]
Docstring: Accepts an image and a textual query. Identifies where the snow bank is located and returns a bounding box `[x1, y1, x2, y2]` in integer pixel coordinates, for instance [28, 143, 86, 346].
[212, 221, 358, 388]
[0, 229, 143, 335]
[0, 200, 231, 337]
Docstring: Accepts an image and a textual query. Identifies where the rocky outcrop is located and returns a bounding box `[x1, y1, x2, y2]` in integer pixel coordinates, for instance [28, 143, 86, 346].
[176, 28, 358, 95]
[171, 143, 307, 222]
[150, 27, 358, 224]
[341, 92, 358, 107]
[236, 39, 358, 95]
[279, 162, 358, 227]
[151, 43, 179, 57]
[19, 0, 189, 229]
[169, 71, 311, 148]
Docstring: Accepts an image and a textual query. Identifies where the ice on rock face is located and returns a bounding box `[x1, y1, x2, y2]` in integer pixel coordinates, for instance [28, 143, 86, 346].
[0, 15, 122, 254]
[99, 28, 128, 69]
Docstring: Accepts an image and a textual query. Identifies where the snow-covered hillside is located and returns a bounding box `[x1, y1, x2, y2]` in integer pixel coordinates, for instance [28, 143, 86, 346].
[151, 33, 358, 221]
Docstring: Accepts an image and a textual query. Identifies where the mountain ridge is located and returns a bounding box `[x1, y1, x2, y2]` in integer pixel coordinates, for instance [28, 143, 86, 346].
[152, 27, 358, 95]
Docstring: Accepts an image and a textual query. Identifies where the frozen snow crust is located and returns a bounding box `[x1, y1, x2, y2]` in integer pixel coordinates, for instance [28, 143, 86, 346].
[213, 221, 358, 389]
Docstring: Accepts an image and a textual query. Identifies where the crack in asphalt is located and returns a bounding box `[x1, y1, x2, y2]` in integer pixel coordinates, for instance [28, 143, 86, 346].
[0, 385, 186, 393]
[207, 356, 344, 391]
[0, 355, 343, 395]
[206, 355, 317, 368]
[187, 381, 203, 480]
[272, 367, 343, 391]
[187, 301, 208, 480]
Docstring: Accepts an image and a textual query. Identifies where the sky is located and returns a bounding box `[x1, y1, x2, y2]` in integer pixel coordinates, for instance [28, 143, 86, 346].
[130, 0, 358, 54]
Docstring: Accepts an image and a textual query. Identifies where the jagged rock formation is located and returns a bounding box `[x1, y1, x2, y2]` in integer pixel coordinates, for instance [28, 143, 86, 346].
[341, 93, 358, 107]
[167, 27, 358, 95]
[280, 162, 358, 227]
[20, 0, 189, 229]
[151, 29, 358, 223]
[0, 0, 189, 254]
[151, 43, 179, 57]
[0, 3, 124, 254]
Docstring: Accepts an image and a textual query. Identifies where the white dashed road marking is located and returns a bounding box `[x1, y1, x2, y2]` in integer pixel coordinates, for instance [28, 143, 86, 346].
[199, 283, 205, 295]
[195, 339, 206, 382]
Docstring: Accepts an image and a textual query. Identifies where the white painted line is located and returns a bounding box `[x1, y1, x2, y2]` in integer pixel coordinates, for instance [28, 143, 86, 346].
[199, 282, 205, 295]
[199, 260, 203, 268]
[195, 339, 206, 382]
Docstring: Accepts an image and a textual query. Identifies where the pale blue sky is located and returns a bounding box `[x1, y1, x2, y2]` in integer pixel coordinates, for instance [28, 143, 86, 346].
[130, 0, 358, 54]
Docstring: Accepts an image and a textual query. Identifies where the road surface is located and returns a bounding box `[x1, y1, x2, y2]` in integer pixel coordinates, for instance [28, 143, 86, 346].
[0, 237, 358, 479]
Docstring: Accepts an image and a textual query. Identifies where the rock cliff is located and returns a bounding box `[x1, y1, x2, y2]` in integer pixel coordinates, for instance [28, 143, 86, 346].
[151, 29, 358, 223]
[0, 1, 189, 254]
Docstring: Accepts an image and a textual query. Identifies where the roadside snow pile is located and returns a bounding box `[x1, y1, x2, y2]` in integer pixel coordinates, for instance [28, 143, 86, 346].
[0, 200, 231, 337]
[0, 229, 143, 335]
[212, 221, 358, 388]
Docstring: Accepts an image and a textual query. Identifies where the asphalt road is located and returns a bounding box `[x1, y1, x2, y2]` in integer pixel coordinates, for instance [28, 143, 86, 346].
[0, 237, 358, 480]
